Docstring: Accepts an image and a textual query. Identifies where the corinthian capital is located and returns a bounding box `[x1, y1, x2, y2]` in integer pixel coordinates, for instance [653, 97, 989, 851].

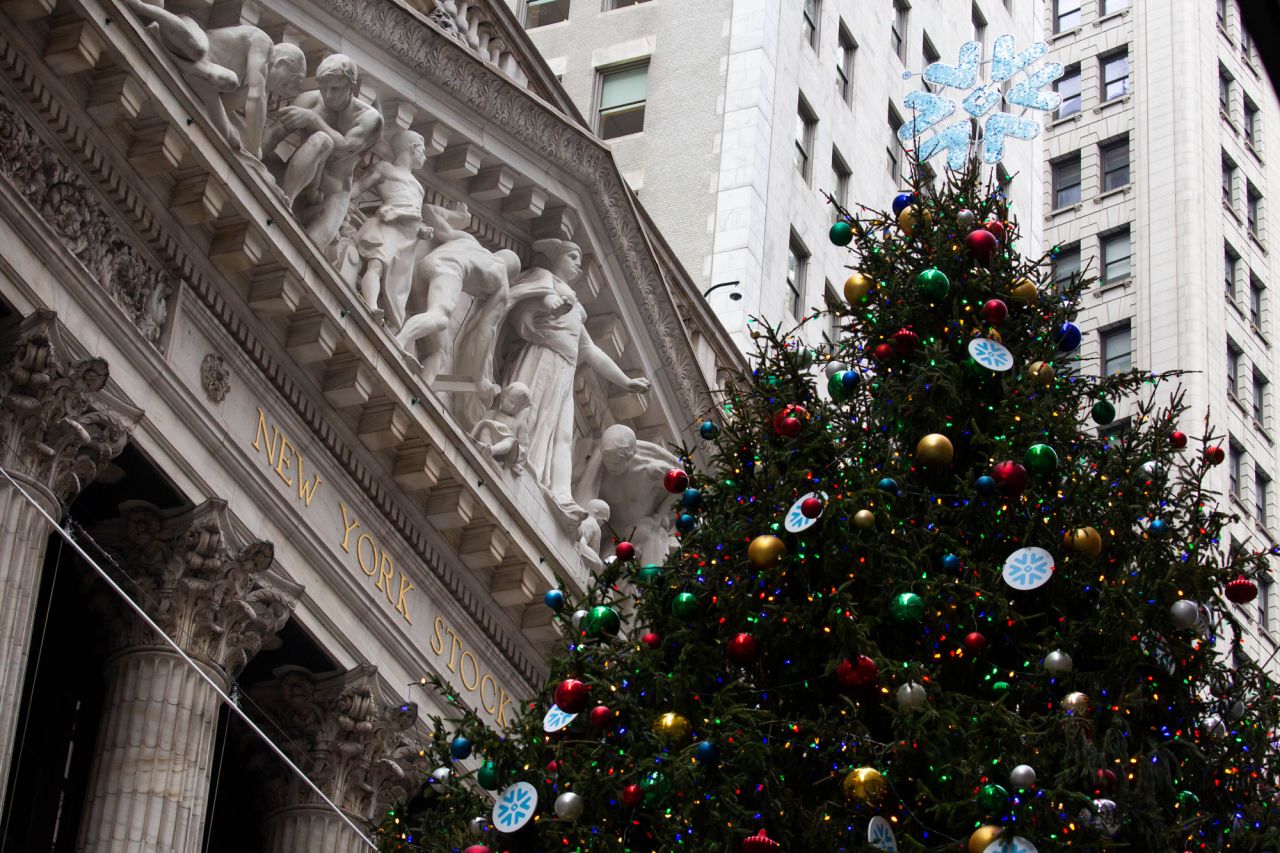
[251, 664, 423, 817]
[0, 310, 137, 502]
[94, 498, 301, 673]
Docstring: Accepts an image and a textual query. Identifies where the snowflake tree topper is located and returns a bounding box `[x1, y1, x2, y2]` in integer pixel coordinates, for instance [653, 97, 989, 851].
[898, 35, 1063, 169]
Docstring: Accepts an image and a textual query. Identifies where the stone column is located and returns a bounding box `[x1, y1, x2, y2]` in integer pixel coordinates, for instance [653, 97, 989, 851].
[0, 310, 134, 797]
[251, 665, 422, 853]
[77, 501, 299, 853]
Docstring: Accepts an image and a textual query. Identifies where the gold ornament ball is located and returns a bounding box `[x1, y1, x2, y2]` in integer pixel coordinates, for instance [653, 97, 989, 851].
[747, 534, 787, 569]
[897, 205, 932, 237]
[842, 767, 887, 805]
[1009, 280, 1038, 305]
[1064, 526, 1103, 558]
[1026, 360, 1055, 386]
[968, 825, 1004, 853]
[1062, 691, 1092, 716]
[844, 272, 875, 304]
[915, 433, 954, 468]
[853, 509, 876, 529]
[652, 711, 692, 743]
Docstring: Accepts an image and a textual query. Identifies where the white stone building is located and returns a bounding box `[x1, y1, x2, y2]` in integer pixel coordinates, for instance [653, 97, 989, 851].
[1042, 0, 1280, 667]
[0, 0, 741, 848]
[507, 0, 1043, 349]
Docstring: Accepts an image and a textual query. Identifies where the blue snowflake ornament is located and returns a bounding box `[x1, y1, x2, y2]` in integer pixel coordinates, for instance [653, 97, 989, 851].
[984, 837, 1039, 853]
[1003, 547, 1055, 591]
[968, 338, 1014, 371]
[493, 781, 538, 833]
[867, 816, 898, 851]
[543, 704, 578, 733]
[901, 36, 1062, 168]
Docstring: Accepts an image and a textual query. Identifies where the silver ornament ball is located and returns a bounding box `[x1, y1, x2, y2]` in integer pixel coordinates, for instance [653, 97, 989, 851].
[895, 682, 927, 711]
[1203, 714, 1227, 740]
[554, 791, 585, 821]
[571, 609, 589, 630]
[468, 816, 488, 836]
[1088, 799, 1121, 836]
[1170, 598, 1200, 630]
[1043, 649, 1074, 674]
[1138, 460, 1166, 482]
[825, 360, 848, 377]
[957, 209, 976, 229]
[428, 766, 452, 788]
[1226, 699, 1246, 721]
[1009, 764, 1036, 789]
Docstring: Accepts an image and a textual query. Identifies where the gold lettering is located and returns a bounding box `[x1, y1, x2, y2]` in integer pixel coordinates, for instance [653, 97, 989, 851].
[339, 504, 360, 552]
[296, 461, 323, 507]
[356, 534, 378, 577]
[376, 551, 395, 603]
[431, 617, 445, 655]
[395, 574, 414, 624]
[445, 628, 461, 673]
[252, 408, 281, 466]
[496, 688, 513, 727]
[479, 674, 498, 714]
[274, 436, 295, 487]
[459, 652, 479, 691]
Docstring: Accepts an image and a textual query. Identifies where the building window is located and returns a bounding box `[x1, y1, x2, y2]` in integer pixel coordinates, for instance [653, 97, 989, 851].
[1261, 575, 1275, 632]
[1243, 26, 1257, 65]
[1052, 153, 1081, 208]
[972, 3, 986, 49]
[787, 234, 808, 318]
[1056, 65, 1081, 118]
[1220, 69, 1233, 117]
[1102, 51, 1129, 101]
[607, 0, 652, 7]
[1101, 0, 1129, 13]
[1247, 184, 1261, 236]
[597, 64, 648, 139]
[1053, 242, 1081, 291]
[1223, 156, 1237, 209]
[795, 97, 816, 182]
[1250, 275, 1265, 328]
[1254, 370, 1269, 427]
[1100, 137, 1129, 191]
[1218, 0, 1228, 30]
[802, 0, 819, 48]
[826, 282, 842, 341]
[1228, 342, 1241, 397]
[837, 25, 856, 104]
[892, 0, 910, 62]
[832, 149, 851, 211]
[1100, 227, 1131, 285]
[888, 106, 903, 181]
[1226, 244, 1240, 301]
[525, 0, 569, 28]
[1100, 322, 1132, 375]
[1229, 441, 1243, 498]
[1244, 97, 1259, 147]
[1054, 0, 1081, 32]
[1256, 470, 1271, 526]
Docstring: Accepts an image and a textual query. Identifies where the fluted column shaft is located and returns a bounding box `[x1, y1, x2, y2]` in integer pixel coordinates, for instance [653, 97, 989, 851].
[76, 648, 225, 853]
[0, 469, 59, 798]
[264, 805, 370, 853]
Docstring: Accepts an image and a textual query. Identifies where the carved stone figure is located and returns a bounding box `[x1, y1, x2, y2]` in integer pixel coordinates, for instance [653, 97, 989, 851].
[265, 54, 383, 252]
[469, 381, 530, 473]
[397, 203, 519, 393]
[500, 240, 651, 525]
[352, 131, 429, 322]
[122, 0, 306, 158]
[575, 498, 610, 574]
[574, 424, 679, 567]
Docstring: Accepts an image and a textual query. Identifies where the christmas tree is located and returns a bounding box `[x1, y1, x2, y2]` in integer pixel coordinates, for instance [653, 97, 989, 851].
[376, 162, 1280, 853]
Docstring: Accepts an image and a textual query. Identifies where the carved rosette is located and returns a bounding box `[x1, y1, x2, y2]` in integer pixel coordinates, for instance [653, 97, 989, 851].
[253, 665, 423, 818]
[0, 310, 131, 503]
[201, 353, 231, 402]
[93, 499, 297, 674]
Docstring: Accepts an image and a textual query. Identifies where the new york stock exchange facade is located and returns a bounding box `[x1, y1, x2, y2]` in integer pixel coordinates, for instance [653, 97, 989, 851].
[0, 0, 741, 848]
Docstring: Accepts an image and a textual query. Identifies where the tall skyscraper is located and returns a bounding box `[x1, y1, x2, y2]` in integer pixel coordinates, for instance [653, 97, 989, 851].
[510, 0, 1043, 348]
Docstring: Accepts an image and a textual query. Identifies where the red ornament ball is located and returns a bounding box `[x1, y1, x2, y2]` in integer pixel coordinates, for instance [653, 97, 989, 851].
[641, 631, 662, 650]
[546, 759, 559, 776]
[965, 228, 999, 260]
[726, 632, 759, 665]
[1226, 575, 1259, 603]
[589, 705, 613, 728]
[742, 830, 782, 852]
[554, 678, 590, 713]
[962, 631, 988, 653]
[621, 783, 643, 808]
[772, 405, 809, 435]
[1170, 430, 1188, 449]
[777, 416, 802, 438]
[1095, 768, 1117, 793]
[1206, 446, 1226, 465]
[991, 460, 1029, 496]
[980, 298, 1009, 324]
[835, 654, 879, 691]
[663, 468, 690, 493]
[984, 220, 1007, 242]
[800, 496, 824, 518]
[615, 541, 636, 562]
[891, 328, 921, 354]
[872, 342, 897, 363]
[463, 847, 491, 853]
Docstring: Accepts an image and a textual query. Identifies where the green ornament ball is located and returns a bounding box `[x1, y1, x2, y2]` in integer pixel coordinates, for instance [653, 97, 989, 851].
[890, 591, 925, 622]
[1091, 399, 1116, 425]
[829, 220, 855, 246]
[640, 769, 672, 806]
[672, 591, 699, 618]
[476, 760, 499, 791]
[827, 371, 845, 400]
[977, 783, 1009, 812]
[636, 564, 664, 584]
[992, 680, 1011, 694]
[1024, 443, 1059, 475]
[915, 267, 950, 300]
[585, 604, 621, 637]
[1177, 790, 1200, 808]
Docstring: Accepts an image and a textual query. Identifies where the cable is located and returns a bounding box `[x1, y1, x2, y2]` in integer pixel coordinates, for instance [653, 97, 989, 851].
[0, 465, 377, 850]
